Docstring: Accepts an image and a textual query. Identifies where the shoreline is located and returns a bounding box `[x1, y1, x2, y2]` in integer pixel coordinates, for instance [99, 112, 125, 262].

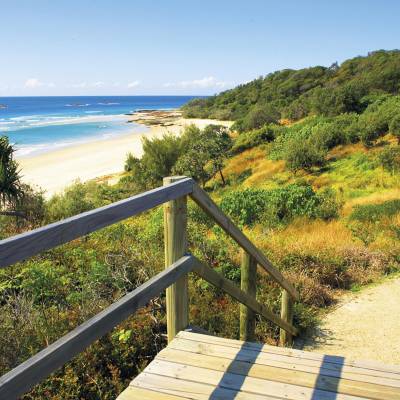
[17, 110, 232, 198]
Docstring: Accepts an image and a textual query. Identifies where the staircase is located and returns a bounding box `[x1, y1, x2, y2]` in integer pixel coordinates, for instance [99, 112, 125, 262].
[119, 331, 400, 399]
[0, 176, 399, 399]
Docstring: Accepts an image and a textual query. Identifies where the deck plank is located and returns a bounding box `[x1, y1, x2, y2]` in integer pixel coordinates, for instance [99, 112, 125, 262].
[157, 347, 400, 399]
[168, 337, 400, 387]
[117, 385, 188, 399]
[177, 331, 400, 376]
[138, 360, 365, 400]
[130, 372, 277, 399]
[117, 331, 400, 400]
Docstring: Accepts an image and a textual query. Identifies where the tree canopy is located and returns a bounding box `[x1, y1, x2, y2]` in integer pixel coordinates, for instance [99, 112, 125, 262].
[182, 50, 400, 124]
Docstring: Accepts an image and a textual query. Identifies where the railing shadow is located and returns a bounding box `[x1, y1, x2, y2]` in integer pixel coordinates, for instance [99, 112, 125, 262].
[207, 343, 345, 399]
[311, 354, 345, 400]
[208, 341, 260, 399]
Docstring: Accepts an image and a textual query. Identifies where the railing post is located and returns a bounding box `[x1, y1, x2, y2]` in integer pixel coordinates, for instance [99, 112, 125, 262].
[163, 176, 188, 343]
[240, 250, 257, 341]
[279, 289, 293, 346]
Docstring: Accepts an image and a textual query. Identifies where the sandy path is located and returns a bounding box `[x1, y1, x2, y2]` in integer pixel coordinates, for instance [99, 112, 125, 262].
[297, 275, 400, 365]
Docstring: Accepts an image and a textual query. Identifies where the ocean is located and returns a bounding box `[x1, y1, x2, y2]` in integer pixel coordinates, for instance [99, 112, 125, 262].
[0, 96, 197, 157]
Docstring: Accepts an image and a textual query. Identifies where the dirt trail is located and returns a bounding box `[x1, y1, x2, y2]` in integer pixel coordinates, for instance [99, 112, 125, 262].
[296, 275, 400, 365]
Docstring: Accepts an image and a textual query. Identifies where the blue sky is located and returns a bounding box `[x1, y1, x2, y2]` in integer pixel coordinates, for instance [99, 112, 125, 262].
[1, 0, 399, 96]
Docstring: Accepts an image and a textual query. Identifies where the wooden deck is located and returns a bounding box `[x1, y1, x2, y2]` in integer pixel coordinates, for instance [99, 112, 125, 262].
[117, 331, 400, 400]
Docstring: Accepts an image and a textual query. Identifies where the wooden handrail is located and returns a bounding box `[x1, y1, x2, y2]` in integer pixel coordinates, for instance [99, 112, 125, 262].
[0, 176, 300, 398]
[190, 183, 299, 301]
[0, 178, 194, 268]
[192, 256, 298, 336]
[0, 255, 195, 400]
[0, 177, 296, 301]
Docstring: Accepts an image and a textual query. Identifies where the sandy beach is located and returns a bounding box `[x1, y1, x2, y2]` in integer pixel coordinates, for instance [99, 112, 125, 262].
[17, 112, 232, 197]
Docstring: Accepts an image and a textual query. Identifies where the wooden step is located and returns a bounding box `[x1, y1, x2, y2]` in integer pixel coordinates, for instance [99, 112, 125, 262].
[117, 331, 400, 399]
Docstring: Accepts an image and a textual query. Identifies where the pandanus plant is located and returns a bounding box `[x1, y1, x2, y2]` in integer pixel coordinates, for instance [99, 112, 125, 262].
[0, 136, 25, 217]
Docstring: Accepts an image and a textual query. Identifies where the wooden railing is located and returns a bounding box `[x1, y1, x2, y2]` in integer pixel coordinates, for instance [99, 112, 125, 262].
[0, 176, 299, 399]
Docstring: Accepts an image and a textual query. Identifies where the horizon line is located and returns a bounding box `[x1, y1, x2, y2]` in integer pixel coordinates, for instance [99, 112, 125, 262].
[0, 94, 209, 98]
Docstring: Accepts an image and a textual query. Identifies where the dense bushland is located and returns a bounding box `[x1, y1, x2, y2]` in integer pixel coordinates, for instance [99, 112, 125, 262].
[1, 49, 400, 399]
[182, 50, 400, 124]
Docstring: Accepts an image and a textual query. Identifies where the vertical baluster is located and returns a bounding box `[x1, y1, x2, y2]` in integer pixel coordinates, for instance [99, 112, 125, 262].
[240, 250, 257, 341]
[163, 176, 188, 343]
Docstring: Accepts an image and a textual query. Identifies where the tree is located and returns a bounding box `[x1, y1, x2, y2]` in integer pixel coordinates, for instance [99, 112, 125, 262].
[124, 134, 182, 187]
[202, 125, 232, 185]
[173, 125, 232, 186]
[285, 139, 327, 172]
[141, 134, 182, 185]
[240, 104, 280, 131]
[0, 136, 24, 216]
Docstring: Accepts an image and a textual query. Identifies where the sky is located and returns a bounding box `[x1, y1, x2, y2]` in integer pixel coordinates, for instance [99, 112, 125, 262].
[1, 0, 400, 96]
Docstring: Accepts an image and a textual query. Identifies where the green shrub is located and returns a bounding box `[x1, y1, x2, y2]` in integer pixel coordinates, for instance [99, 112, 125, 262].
[220, 184, 341, 227]
[220, 188, 268, 226]
[349, 199, 400, 222]
[358, 112, 389, 146]
[378, 146, 400, 174]
[311, 122, 347, 150]
[285, 139, 327, 172]
[389, 115, 400, 143]
[231, 125, 275, 153]
[45, 181, 100, 222]
[315, 188, 343, 219]
[234, 104, 280, 132]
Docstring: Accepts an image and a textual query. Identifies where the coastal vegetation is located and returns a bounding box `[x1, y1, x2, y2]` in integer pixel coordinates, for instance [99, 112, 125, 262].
[1, 49, 400, 399]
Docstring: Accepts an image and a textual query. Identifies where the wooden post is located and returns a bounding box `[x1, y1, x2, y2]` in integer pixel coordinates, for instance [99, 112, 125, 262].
[279, 289, 293, 347]
[163, 176, 188, 343]
[240, 250, 257, 341]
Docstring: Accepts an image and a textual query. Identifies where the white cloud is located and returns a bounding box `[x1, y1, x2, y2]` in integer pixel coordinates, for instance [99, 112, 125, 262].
[25, 78, 43, 88]
[163, 76, 230, 89]
[93, 81, 105, 88]
[71, 82, 87, 88]
[24, 78, 56, 89]
[127, 80, 140, 88]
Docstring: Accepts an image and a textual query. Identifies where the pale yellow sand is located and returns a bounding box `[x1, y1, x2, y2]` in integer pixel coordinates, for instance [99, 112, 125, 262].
[17, 118, 232, 197]
[298, 275, 400, 365]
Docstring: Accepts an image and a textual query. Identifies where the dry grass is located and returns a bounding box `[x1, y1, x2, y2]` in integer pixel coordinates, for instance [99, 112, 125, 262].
[327, 143, 366, 160]
[218, 146, 287, 188]
[244, 159, 286, 187]
[342, 188, 400, 215]
[252, 219, 354, 257]
[223, 147, 267, 177]
[246, 218, 392, 306]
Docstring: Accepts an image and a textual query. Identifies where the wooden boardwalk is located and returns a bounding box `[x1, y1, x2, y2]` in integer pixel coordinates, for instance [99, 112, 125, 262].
[118, 331, 400, 400]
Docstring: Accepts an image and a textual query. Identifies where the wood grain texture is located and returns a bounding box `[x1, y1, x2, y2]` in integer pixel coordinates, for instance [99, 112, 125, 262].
[190, 183, 299, 301]
[280, 289, 294, 347]
[240, 250, 257, 341]
[130, 371, 277, 399]
[139, 360, 361, 400]
[192, 256, 298, 336]
[168, 337, 400, 388]
[163, 176, 189, 343]
[157, 347, 400, 399]
[177, 331, 400, 378]
[117, 385, 187, 400]
[0, 255, 195, 400]
[0, 178, 194, 268]
[118, 332, 400, 400]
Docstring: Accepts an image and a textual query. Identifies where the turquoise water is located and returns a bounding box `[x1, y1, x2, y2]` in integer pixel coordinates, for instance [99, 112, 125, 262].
[0, 96, 198, 157]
